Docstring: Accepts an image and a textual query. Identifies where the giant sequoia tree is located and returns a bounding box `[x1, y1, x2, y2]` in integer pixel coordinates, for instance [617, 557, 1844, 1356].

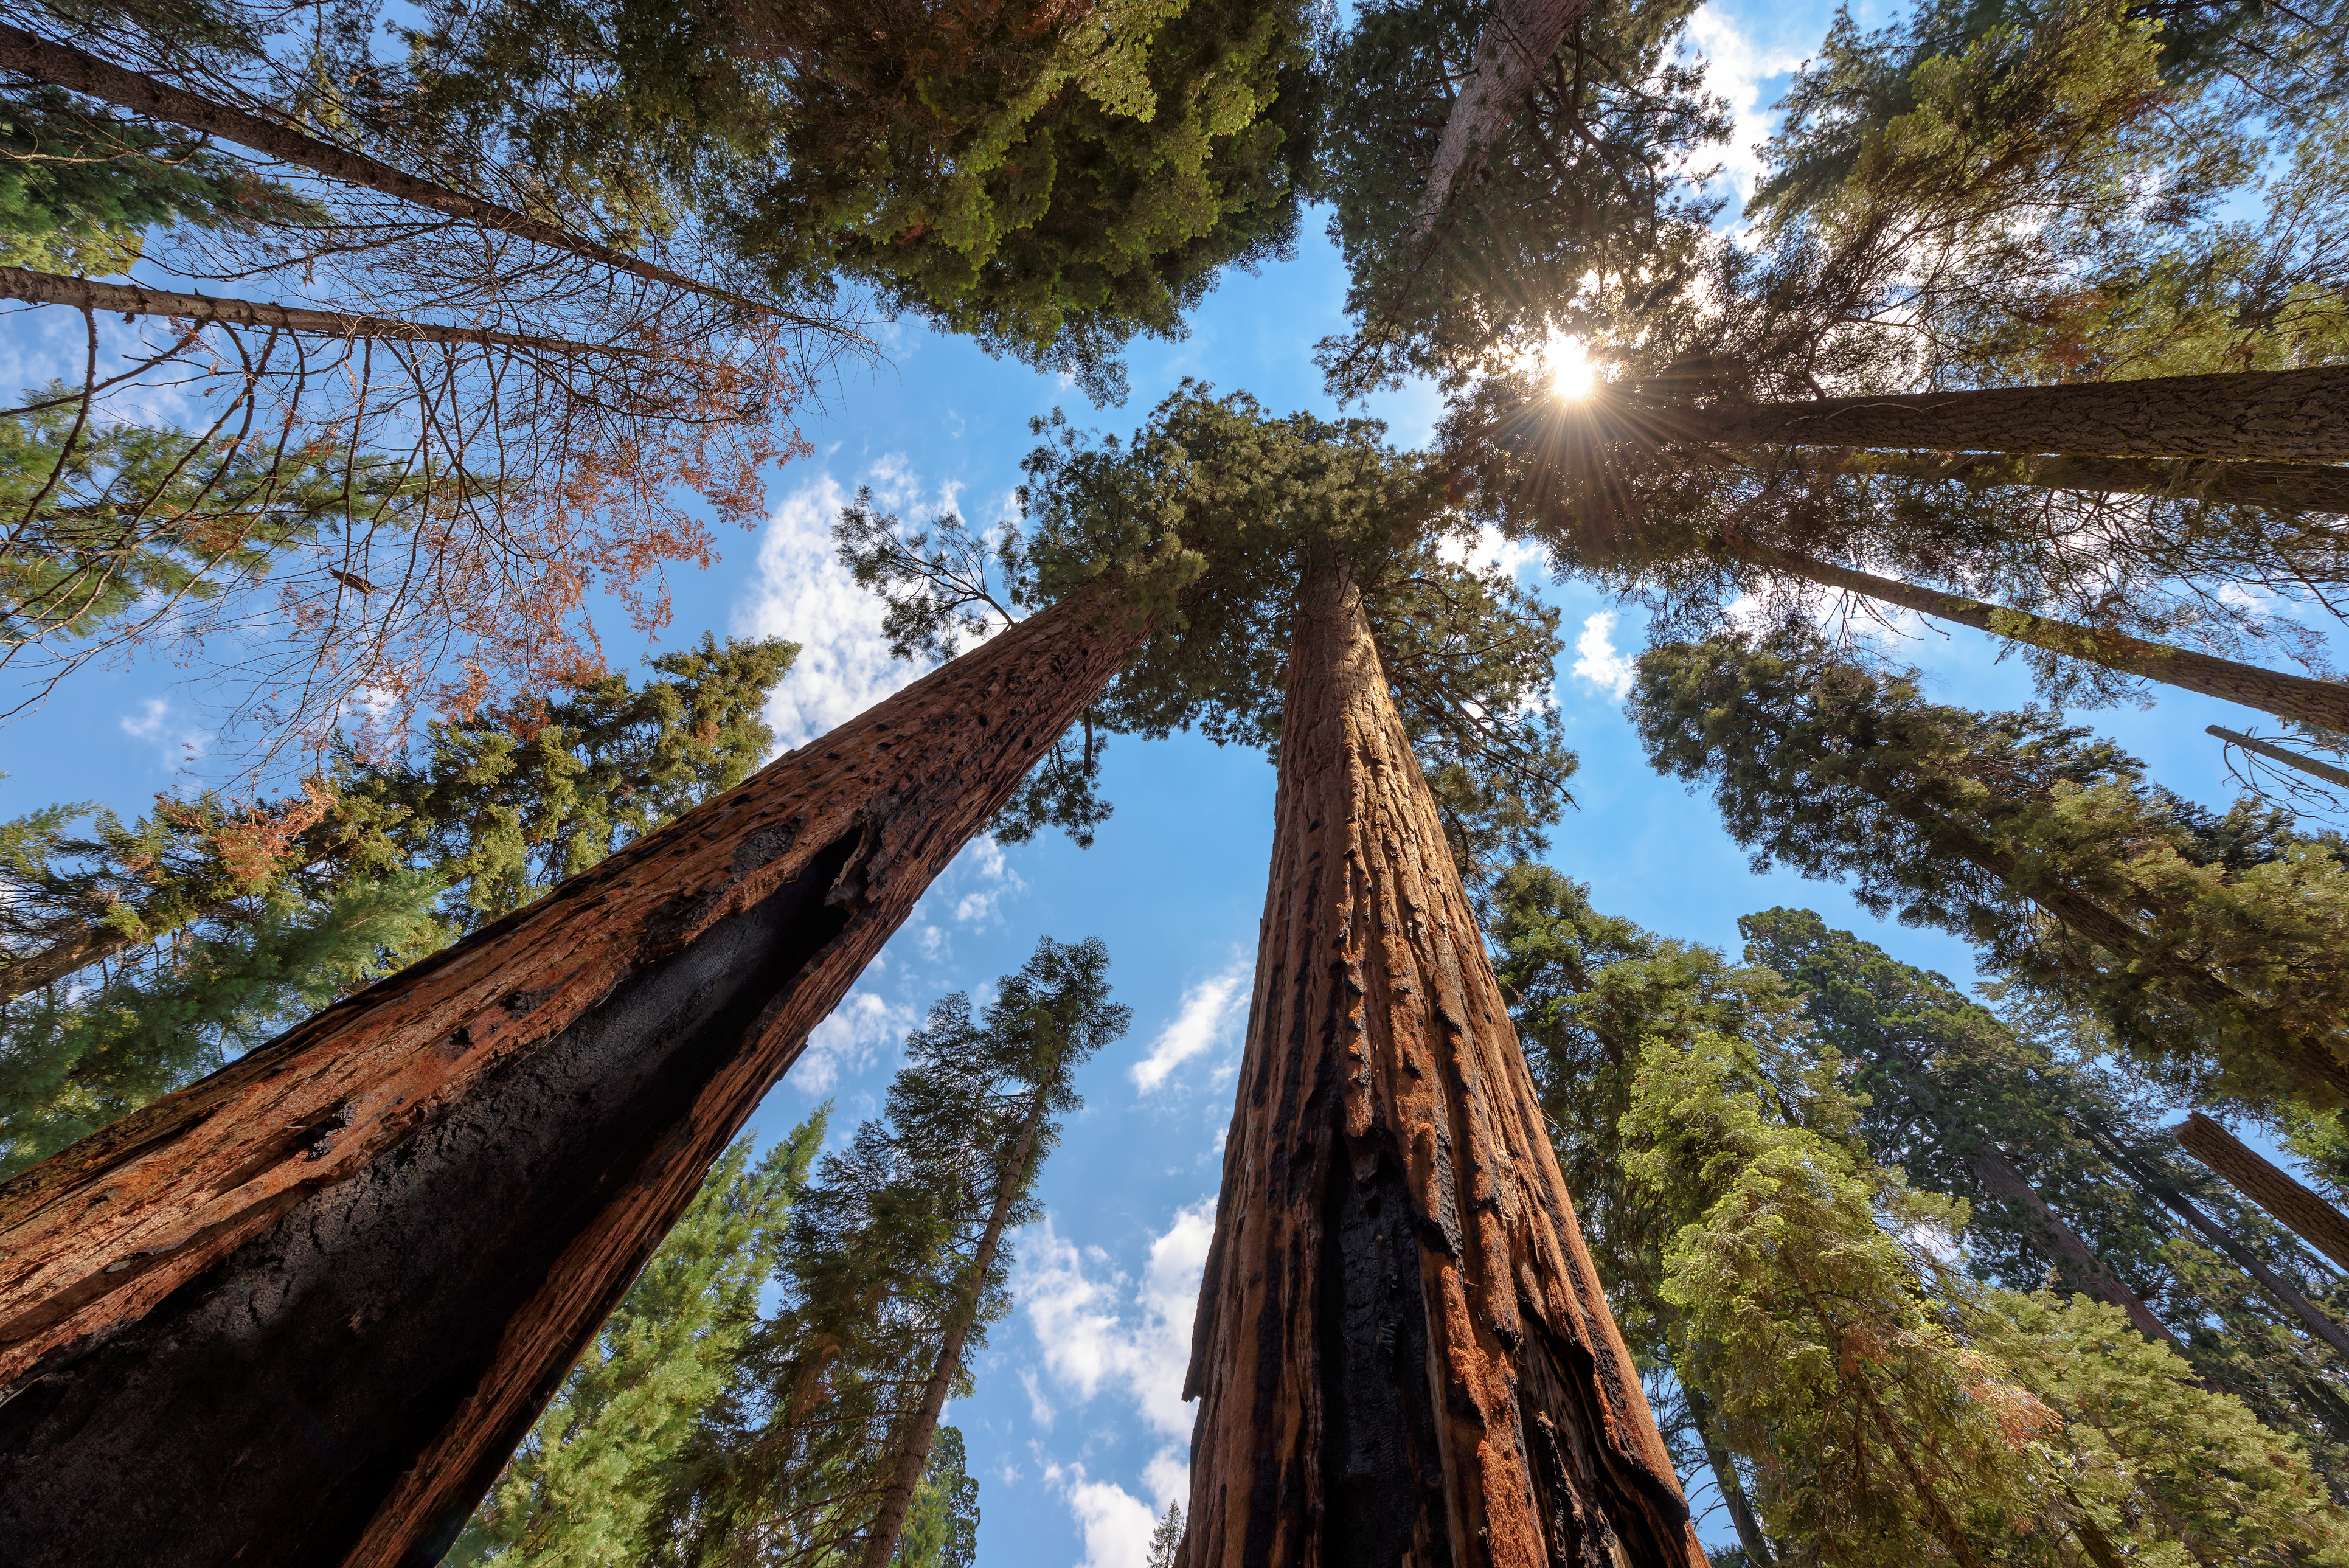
[1179, 566, 1701, 1567]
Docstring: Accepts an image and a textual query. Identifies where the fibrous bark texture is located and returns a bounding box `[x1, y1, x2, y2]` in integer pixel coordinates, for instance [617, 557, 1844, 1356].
[2177, 1111, 2349, 1274]
[1178, 567, 1701, 1568]
[1721, 448, 2349, 514]
[0, 585, 1144, 1568]
[1645, 367, 2349, 463]
[1412, 0, 1591, 235]
[1741, 544, 2349, 735]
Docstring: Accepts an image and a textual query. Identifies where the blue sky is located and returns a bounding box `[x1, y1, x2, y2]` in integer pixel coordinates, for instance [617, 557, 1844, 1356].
[1, 0, 2322, 1561]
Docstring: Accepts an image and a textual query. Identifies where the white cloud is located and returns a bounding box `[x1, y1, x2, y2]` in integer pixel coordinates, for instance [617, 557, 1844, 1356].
[737, 474, 921, 752]
[1141, 1446, 1189, 1514]
[1572, 611, 1638, 699]
[949, 834, 1025, 926]
[119, 696, 207, 769]
[1131, 965, 1249, 1095]
[1435, 522, 1543, 580]
[793, 990, 917, 1094]
[1679, 6, 1809, 203]
[1017, 1199, 1215, 1440]
[1046, 1465, 1160, 1568]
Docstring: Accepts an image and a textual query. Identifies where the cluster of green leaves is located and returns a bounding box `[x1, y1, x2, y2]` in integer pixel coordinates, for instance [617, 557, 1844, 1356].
[459, 937, 1123, 1567]
[0, 633, 796, 1173]
[1631, 626, 2349, 1114]
[1, 398, 422, 657]
[395, 0, 1320, 401]
[1490, 866, 2349, 1562]
[838, 385, 1575, 888]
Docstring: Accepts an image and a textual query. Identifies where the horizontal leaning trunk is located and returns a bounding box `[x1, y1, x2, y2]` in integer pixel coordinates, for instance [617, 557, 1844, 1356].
[1735, 543, 2349, 735]
[1711, 446, 2349, 514]
[0, 265, 639, 355]
[0, 582, 1146, 1568]
[2176, 1111, 2349, 1274]
[0, 23, 819, 324]
[1179, 565, 1701, 1568]
[1631, 365, 2349, 463]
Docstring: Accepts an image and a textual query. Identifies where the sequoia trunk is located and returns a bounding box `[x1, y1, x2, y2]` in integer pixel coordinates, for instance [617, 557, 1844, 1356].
[2177, 1111, 2349, 1274]
[1963, 1147, 2183, 1347]
[1178, 566, 1701, 1568]
[1715, 448, 2349, 514]
[1738, 544, 2349, 735]
[1639, 366, 2349, 463]
[0, 584, 1145, 1568]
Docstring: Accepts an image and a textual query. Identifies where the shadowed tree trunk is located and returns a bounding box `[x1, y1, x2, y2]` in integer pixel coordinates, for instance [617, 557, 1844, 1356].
[1683, 1384, 1772, 1568]
[2208, 726, 2349, 789]
[1732, 543, 2349, 735]
[2177, 1111, 2349, 1274]
[1712, 447, 2349, 514]
[2077, 1122, 2349, 1359]
[0, 581, 1147, 1568]
[1631, 366, 2349, 463]
[1178, 565, 1702, 1568]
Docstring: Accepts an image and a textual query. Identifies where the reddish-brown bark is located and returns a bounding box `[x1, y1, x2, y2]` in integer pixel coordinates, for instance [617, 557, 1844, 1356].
[0, 583, 1145, 1568]
[1633, 366, 2349, 463]
[1178, 566, 1702, 1568]
[1712, 447, 2349, 514]
[2177, 1111, 2349, 1274]
[1735, 543, 2349, 735]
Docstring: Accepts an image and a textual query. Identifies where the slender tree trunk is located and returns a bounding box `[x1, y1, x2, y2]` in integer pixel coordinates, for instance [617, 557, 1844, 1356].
[1178, 566, 1702, 1568]
[0, 922, 141, 1004]
[1635, 366, 2349, 463]
[858, 1072, 1052, 1568]
[0, 582, 1147, 1568]
[2207, 725, 2349, 789]
[0, 265, 639, 354]
[0, 23, 837, 327]
[2080, 1124, 2349, 1359]
[1414, 0, 1591, 234]
[1733, 541, 2349, 735]
[1713, 446, 2349, 514]
[1682, 1383, 1772, 1568]
[2176, 1111, 2349, 1274]
[1746, 710, 2349, 1106]
[1962, 1146, 2185, 1347]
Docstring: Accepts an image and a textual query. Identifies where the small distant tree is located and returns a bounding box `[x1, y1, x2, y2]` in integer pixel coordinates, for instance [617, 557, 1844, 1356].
[1147, 1502, 1184, 1568]
[648, 935, 1129, 1567]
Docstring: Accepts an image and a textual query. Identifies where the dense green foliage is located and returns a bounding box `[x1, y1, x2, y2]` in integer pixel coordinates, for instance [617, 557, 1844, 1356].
[838, 386, 1575, 888]
[1631, 626, 2349, 1114]
[0, 634, 796, 1173]
[395, 0, 1320, 401]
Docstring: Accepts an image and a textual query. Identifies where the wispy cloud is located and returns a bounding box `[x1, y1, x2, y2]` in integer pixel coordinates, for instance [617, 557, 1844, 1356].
[120, 696, 208, 771]
[791, 990, 917, 1095]
[1131, 965, 1248, 1095]
[1678, 5, 1811, 207]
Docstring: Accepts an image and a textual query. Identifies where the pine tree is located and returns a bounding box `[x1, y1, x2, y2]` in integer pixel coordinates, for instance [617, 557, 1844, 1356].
[1147, 1502, 1184, 1568]
[0, 634, 797, 1174]
[1631, 626, 2349, 1112]
[1625, 1025, 2349, 1567]
[1741, 905, 2349, 1480]
[647, 935, 1128, 1568]
[449, 1115, 825, 1567]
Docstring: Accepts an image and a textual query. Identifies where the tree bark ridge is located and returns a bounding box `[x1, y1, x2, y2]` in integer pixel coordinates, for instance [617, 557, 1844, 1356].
[1178, 565, 1701, 1568]
[2176, 1112, 2349, 1274]
[1633, 367, 2349, 463]
[0, 581, 1147, 1568]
